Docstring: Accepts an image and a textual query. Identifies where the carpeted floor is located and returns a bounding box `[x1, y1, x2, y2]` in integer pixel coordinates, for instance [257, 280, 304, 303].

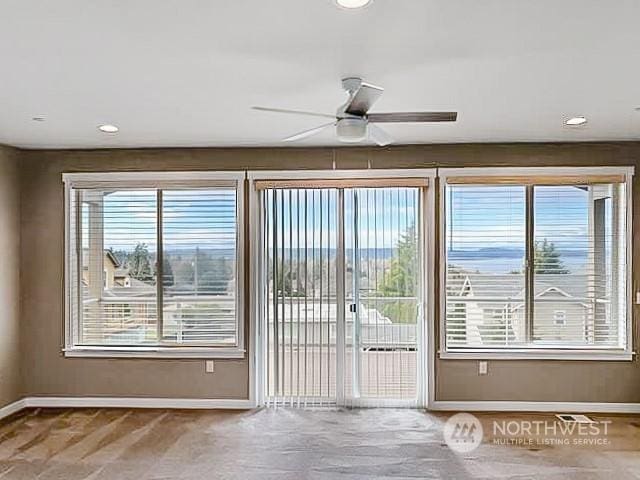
[0, 407, 639, 479]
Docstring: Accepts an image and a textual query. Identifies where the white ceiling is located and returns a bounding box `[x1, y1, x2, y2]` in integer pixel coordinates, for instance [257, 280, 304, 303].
[2, 0, 640, 149]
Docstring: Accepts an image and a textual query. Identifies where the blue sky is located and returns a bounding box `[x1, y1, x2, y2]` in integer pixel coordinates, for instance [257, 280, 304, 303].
[446, 184, 620, 274]
[86, 185, 613, 261]
[264, 187, 419, 250]
[87, 189, 237, 252]
[447, 185, 601, 251]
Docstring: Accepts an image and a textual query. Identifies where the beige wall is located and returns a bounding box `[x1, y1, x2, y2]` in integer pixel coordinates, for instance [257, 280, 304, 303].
[18, 143, 640, 402]
[0, 146, 21, 408]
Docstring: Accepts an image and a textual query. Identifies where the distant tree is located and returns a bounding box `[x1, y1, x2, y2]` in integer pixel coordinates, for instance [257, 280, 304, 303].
[378, 225, 418, 323]
[505, 239, 569, 275]
[129, 243, 154, 283]
[534, 239, 569, 274]
[162, 257, 175, 287]
[110, 248, 130, 266]
[194, 248, 233, 294]
[275, 260, 306, 297]
[173, 261, 195, 286]
[379, 225, 417, 297]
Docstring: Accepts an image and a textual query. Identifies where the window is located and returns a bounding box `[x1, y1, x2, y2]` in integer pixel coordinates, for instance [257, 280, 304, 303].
[441, 167, 632, 359]
[64, 172, 245, 358]
[553, 311, 567, 326]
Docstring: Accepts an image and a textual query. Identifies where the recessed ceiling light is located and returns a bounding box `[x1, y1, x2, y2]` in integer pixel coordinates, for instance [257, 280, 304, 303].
[335, 0, 372, 9]
[98, 124, 119, 133]
[565, 116, 587, 126]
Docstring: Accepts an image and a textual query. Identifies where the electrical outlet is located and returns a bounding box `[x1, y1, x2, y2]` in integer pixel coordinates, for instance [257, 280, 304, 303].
[478, 361, 488, 375]
[205, 360, 215, 373]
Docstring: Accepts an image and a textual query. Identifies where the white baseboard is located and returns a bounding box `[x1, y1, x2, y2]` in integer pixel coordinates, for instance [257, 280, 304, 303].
[4, 397, 639, 417]
[0, 399, 28, 421]
[430, 401, 640, 414]
[22, 396, 256, 410]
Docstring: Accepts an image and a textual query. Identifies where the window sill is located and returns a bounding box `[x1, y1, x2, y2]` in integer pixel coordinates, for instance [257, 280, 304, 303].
[439, 349, 634, 361]
[63, 346, 246, 359]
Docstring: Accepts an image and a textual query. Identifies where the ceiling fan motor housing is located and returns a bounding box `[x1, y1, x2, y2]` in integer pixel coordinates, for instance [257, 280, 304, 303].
[337, 118, 367, 142]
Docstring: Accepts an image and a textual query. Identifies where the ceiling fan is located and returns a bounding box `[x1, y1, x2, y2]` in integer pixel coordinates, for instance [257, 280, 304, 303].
[252, 77, 457, 146]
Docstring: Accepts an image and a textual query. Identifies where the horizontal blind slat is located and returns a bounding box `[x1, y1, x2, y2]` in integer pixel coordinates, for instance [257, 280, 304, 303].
[445, 182, 627, 351]
[69, 186, 239, 349]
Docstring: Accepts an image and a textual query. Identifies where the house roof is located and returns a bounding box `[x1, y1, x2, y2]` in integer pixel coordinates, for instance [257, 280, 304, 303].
[114, 268, 129, 278]
[461, 273, 592, 301]
[105, 277, 156, 298]
[81, 249, 122, 269]
[104, 250, 120, 268]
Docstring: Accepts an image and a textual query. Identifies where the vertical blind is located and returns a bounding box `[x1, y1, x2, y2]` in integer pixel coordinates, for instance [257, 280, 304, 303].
[68, 186, 239, 348]
[445, 180, 628, 350]
[345, 187, 420, 404]
[264, 188, 339, 406]
[263, 186, 421, 407]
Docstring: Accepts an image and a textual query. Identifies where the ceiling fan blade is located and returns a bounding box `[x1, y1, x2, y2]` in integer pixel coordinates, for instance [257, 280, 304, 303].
[282, 122, 335, 142]
[252, 106, 335, 120]
[368, 123, 394, 147]
[343, 82, 384, 116]
[367, 112, 458, 123]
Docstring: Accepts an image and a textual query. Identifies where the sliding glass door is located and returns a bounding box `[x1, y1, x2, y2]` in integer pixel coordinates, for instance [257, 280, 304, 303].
[345, 187, 421, 406]
[263, 188, 339, 406]
[258, 183, 424, 407]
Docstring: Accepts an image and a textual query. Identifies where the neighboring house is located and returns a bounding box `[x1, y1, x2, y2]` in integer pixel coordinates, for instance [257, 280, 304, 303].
[80, 250, 236, 345]
[449, 271, 601, 346]
[82, 250, 132, 291]
[81, 250, 156, 344]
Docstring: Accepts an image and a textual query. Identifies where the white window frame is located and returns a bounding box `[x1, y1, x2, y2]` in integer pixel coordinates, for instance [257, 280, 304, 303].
[63, 171, 246, 359]
[247, 169, 437, 408]
[438, 166, 634, 361]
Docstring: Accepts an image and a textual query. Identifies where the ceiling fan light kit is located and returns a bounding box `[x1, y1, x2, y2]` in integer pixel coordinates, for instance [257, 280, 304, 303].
[252, 77, 458, 146]
[335, 0, 372, 9]
[336, 118, 367, 142]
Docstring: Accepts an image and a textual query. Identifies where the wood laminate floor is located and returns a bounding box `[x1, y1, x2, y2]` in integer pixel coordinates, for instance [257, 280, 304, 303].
[0, 407, 639, 479]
